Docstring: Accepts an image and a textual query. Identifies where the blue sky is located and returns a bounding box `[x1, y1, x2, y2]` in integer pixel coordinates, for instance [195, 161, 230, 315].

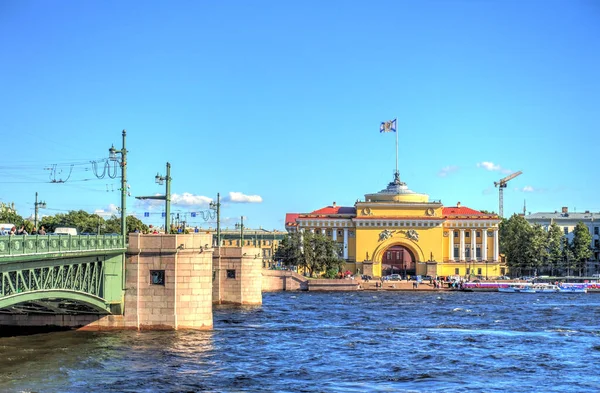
[1, 1, 599, 231]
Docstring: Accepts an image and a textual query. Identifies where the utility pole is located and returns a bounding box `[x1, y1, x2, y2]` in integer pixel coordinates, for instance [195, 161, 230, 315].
[209, 193, 221, 247]
[236, 216, 245, 247]
[33, 192, 46, 230]
[109, 130, 128, 237]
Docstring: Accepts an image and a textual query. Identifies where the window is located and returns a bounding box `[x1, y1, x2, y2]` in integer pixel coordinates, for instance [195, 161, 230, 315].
[466, 268, 471, 275]
[387, 251, 391, 259]
[595, 227, 599, 235]
[476, 247, 481, 258]
[455, 268, 460, 275]
[150, 270, 165, 286]
[337, 230, 343, 237]
[564, 227, 569, 235]
[454, 231, 458, 237]
[465, 246, 471, 258]
[226, 269, 236, 279]
[476, 231, 481, 238]
[477, 268, 482, 275]
[453, 246, 459, 258]
[465, 232, 470, 238]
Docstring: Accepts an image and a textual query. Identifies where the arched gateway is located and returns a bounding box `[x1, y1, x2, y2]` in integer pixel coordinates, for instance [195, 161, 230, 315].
[381, 245, 416, 277]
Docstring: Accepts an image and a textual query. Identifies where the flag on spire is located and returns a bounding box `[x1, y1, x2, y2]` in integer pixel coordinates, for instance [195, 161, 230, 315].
[380, 119, 397, 133]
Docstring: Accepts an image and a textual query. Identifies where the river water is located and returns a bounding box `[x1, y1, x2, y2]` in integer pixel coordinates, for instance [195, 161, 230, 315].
[1, 291, 599, 393]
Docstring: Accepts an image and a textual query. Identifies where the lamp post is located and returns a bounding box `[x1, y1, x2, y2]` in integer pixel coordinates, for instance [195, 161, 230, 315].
[209, 193, 221, 247]
[235, 216, 245, 247]
[33, 192, 46, 230]
[155, 162, 171, 233]
[108, 130, 128, 236]
[135, 162, 171, 233]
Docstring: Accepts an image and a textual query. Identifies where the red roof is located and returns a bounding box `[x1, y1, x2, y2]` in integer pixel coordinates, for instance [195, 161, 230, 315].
[285, 213, 300, 226]
[353, 216, 444, 220]
[442, 206, 497, 219]
[310, 205, 356, 215]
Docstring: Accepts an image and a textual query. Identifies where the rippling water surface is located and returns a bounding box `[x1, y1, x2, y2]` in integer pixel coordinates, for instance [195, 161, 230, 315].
[1, 291, 600, 392]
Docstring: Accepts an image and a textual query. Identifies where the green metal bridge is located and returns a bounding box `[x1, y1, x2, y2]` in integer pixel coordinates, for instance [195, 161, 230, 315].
[0, 235, 126, 315]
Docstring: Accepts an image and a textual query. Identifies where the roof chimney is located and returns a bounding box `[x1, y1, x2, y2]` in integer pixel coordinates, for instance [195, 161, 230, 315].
[561, 207, 568, 214]
[333, 201, 336, 207]
[457, 202, 461, 208]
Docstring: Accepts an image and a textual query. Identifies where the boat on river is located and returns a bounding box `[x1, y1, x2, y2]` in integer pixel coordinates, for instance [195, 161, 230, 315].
[498, 283, 587, 293]
[557, 283, 587, 293]
[498, 284, 536, 293]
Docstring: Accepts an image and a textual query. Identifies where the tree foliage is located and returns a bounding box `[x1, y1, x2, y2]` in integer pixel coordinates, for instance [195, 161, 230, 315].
[501, 214, 593, 277]
[571, 222, 592, 275]
[274, 231, 345, 277]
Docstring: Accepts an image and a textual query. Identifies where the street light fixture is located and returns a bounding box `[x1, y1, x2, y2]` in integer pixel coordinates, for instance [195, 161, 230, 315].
[108, 130, 128, 237]
[34, 192, 47, 230]
[209, 193, 221, 248]
[136, 162, 171, 233]
[235, 216, 245, 247]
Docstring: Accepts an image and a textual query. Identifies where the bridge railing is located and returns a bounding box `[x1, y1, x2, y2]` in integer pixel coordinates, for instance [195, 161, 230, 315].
[0, 234, 126, 258]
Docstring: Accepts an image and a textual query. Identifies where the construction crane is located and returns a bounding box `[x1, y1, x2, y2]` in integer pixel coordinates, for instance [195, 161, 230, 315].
[494, 171, 522, 218]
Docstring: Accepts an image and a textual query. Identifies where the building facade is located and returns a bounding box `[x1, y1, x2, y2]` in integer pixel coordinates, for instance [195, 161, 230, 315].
[524, 207, 600, 275]
[285, 172, 504, 279]
[204, 227, 287, 269]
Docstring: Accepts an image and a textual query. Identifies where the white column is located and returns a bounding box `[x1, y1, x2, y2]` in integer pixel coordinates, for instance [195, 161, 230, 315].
[343, 228, 349, 260]
[449, 229, 454, 261]
[493, 229, 499, 262]
[482, 228, 488, 262]
[459, 229, 465, 261]
[322, 228, 326, 235]
[309, 228, 315, 233]
[471, 229, 476, 261]
[332, 227, 337, 241]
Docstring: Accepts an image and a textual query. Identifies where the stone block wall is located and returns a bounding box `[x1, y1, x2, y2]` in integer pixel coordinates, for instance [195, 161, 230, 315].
[213, 246, 262, 305]
[262, 270, 308, 291]
[125, 233, 213, 330]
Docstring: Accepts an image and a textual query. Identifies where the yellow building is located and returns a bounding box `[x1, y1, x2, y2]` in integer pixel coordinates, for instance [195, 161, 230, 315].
[285, 172, 505, 279]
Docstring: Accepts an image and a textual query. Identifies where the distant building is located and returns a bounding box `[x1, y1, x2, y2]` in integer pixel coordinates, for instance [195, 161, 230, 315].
[202, 227, 288, 269]
[285, 172, 505, 279]
[524, 207, 600, 274]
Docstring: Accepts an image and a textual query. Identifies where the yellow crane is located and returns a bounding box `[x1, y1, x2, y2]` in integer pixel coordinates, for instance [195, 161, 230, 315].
[494, 171, 522, 217]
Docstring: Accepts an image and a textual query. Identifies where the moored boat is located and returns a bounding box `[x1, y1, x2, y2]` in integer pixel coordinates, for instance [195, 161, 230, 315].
[498, 283, 536, 293]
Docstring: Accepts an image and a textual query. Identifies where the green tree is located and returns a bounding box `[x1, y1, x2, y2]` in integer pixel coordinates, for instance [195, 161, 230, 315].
[0, 210, 24, 228]
[105, 215, 149, 234]
[274, 231, 344, 277]
[527, 224, 548, 276]
[546, 223, 563, 275]
[561, 237, 574, 276]
[499, 214, 532, 277]
[571, 222, 592, 276]
[39, 210, 104, 234]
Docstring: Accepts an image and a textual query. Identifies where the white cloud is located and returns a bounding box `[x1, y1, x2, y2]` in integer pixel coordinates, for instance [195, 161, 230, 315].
[172, 193, 212, 207]
[438, 165, 459, 177]
[477, 161, 513, 175]
[477, 161, 501, 171]
[522, 186, 534, 192]
[94, 203, 119, 217]
[223, 192, 263, 204]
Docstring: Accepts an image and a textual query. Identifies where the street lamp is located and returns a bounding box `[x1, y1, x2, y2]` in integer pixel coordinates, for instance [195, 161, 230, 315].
[108, 130, 128, 237]
[136, 162, 171, 233]
[209, 193, 221, 247]
[235, 216, 245, 247]
[34, 192, 46, 230]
